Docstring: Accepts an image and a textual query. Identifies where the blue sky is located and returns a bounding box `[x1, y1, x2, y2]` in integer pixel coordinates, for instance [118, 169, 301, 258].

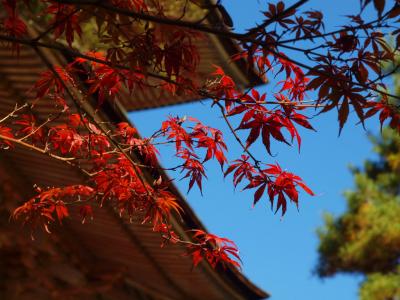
[130, 1, 384, 299]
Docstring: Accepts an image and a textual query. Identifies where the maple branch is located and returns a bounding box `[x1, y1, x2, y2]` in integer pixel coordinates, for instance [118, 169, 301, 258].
[32, 8, 81, 42]
[54, 0, 245, 39]
[168, 236, 201, 247]
[1, 32, 397, 104]
[0, 133, 76, 161]
[18, 109, 66, 142]
[64, 197, 93, 206]
[277, 6, 396, 44]
[102, 147, 183, 171]
[54, 0, 397, 56]
[215, 102, 270, 181]
[0, 103, 29, 123]
[268, 48, 400, 101]
[371, 63, 400, 84]
[30, 46, 158, 199]
[0, 34, 173, 84]
[246, 0, 309, 36]
[211, 97, 324, 108]
[55, 0, 308, 43]
[0, 26, 400, 108]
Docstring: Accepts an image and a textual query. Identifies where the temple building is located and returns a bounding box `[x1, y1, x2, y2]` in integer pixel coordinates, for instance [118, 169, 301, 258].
[0, 2, 268, 299]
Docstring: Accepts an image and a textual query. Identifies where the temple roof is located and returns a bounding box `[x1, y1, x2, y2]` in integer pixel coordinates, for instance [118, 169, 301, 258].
[0, 3, 268, 299]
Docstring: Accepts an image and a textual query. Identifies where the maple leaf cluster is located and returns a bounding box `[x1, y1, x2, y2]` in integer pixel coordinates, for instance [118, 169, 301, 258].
[161, 116, 227, 192]
[13, 185, 94, 235]
[0, 0, 399, 272]
[187, 230, 241, 269]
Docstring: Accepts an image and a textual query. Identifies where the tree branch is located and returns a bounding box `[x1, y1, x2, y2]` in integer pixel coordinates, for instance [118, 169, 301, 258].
[215, 102, 269, 180]
[247, 0, 309, 36]
[0, 133, 76, 161]
[54, 0, 245, 40]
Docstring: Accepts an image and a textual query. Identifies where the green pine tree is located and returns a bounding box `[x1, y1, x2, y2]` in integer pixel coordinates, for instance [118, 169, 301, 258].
[316, 70, 400, 299]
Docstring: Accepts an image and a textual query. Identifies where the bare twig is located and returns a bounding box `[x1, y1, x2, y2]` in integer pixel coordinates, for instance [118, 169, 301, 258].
[0, 103, 29, 123]
[0, 133, 76, 161]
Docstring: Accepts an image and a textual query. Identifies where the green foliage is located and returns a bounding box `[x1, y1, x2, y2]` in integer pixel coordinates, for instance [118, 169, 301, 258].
[316, 128, 400, 299]
[360, 268, 400, 300]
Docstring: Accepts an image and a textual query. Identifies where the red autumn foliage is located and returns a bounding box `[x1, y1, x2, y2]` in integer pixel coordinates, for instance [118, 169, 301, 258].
[187, 230, 241, 269]
[46, 3, 82, 46]
[14, 114, 44, 143]
[0, 125, 14, 148]
[13, 185, 94, 234]
[0, 0, 399, 271]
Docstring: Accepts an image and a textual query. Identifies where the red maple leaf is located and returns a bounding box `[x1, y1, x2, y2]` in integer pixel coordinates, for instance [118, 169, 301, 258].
[187, 230, 241, 269]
